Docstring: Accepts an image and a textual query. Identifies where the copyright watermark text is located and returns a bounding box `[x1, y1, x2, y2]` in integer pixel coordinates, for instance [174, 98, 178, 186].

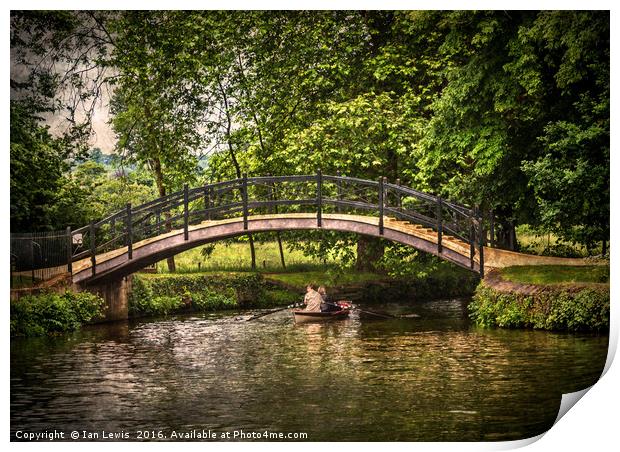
[13, 429, 308, 441]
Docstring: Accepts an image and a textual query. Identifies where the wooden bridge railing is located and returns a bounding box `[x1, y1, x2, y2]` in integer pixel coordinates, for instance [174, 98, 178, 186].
[69, 172, 488, 277]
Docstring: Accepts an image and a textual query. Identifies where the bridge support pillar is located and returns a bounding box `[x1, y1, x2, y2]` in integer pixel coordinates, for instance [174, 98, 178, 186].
[76, 276, 131, 322]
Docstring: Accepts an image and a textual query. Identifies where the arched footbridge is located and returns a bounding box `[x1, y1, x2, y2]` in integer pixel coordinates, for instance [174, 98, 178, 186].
[69, 173, 591, 284]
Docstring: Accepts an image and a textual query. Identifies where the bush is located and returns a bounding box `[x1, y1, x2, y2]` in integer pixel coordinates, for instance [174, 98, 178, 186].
[191, 290, 237, 311]
[541, 244, 583, 258]
[11, 291, 105, 337]
[128, 273, 291, 317]
[469, 284, 609, 332]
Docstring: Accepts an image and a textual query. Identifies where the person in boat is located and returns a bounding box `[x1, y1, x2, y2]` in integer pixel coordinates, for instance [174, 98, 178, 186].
[318, 286, 340, 312]
[303, 284, 322, 312]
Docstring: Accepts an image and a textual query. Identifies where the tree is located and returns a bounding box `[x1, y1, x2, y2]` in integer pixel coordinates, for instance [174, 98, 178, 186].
[10, 101, 68, 232]
[10, 11, 113, 232]
[109, 11, 210, 271]
[410, 11, 609, 252]
[516, 12, 609, 251]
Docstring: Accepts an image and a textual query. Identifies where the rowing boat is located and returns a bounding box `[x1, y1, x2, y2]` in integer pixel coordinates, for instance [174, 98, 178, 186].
[293, 301, 352, 324]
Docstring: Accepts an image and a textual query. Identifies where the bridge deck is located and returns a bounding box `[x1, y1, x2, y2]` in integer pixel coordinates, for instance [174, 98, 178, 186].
[72, 213, 594, 284]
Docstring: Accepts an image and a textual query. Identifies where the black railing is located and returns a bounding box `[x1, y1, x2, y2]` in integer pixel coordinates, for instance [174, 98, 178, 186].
[10, 229, 73, 287]
[69, 173, 489, 278]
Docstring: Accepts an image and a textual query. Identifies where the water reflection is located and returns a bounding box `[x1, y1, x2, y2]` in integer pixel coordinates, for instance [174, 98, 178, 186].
[11, 298, 608, 441]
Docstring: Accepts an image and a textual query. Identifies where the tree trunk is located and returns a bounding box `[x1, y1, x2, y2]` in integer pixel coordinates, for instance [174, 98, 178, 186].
[152, 157, 176, 272]
[602, 239, 607, 256]
[495, 220, 517, 251]
[355, 236, 385, 272]
[276, 232, 286, 269]
[248, 234, 256, 270]
[218, 77, 257, 271]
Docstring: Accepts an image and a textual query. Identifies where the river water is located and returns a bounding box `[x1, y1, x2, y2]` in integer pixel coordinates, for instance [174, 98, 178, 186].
[11, 298, 608, 442]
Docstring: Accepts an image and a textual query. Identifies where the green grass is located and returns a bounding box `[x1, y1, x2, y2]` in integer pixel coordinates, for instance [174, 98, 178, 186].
[515, 225, 606, 257]
[149, 239, 384, 294]
[156, 241, 347, 273]
[500, 265, 609, 285]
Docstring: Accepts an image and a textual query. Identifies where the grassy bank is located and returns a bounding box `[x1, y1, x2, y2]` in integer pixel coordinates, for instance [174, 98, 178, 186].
[10, 291, 105, 337]
[469, 266, 610, 332]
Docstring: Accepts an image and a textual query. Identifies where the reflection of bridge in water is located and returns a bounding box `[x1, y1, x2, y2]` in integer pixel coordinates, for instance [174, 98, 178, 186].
[69, 173, 589, 285]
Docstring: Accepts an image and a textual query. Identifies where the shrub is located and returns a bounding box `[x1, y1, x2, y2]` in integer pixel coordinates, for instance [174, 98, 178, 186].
[191, 290, 237, 311]
[541, 244, 583, 258]
[469, 283, 609, 332]
[128, 273, 287, 317]
[11, 291, 105, 337]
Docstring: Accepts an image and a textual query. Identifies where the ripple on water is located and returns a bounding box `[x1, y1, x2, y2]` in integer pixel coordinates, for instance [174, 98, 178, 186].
[10, 299, 608, 441]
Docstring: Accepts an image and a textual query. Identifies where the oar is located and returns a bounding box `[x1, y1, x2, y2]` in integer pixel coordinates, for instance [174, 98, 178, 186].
[325, 301, 418, 319]
[246, 302, 304, 321]
[323, 301, 397, 319]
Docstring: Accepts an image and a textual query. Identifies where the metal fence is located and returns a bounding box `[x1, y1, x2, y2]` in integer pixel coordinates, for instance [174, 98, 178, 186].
[10, 229, 71, 288]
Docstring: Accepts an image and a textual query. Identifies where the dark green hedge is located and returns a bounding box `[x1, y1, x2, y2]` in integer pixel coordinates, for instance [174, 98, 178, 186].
[129, 273, 299, 317]
[469, 284, 609, 332]
[359, 268, 479, 303]
[11, 291, 105, 337]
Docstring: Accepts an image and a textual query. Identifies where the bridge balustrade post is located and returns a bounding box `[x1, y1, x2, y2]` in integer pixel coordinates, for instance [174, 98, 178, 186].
[183, 184, 189, 241]
[267, 176, 278, 215]
[317, 169, 322, 227]
[489, 209, 495, 248]
[90, 221, 96, 276]
[378, 176, 385, 235]
[336, 170, 343, 213]
[437, 196, 443, 254]
[156, 208, 162, 235]
[479, 221, 485, 279]
[242, 173, 249, 230]
[66, 226, 73, 274]
[126, 203, 133, 260]
[396, 178, 402, 210]
[204, 184, 211, 221]
[469, 209, 475, 270]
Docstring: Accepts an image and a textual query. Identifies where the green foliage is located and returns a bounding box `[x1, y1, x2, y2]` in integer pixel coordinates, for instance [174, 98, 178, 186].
[11, 10, 608, 258]
[10, 102, 70, 232]
[128, 278, 183, 316]
[281, 231, 358, 269]
[10, 291, 105, 337]
[413, 11, 608, 250]
[191, 290, 237, 311]
[109, 11, 204, 195]
[52, 161, 158, 228]
[129, 273, 284, 317]
[539, 244, 584, 259]
[470, 284, 609, 332]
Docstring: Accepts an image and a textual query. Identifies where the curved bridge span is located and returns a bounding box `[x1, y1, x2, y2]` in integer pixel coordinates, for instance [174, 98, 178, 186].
[70, 173, 589, 285]
[72, 213, 478, 283]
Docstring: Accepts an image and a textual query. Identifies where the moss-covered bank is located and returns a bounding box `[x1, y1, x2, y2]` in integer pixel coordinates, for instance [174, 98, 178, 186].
[130, 264, 480, 317]
[469, 269, 609, 332]
[129, 272, 299, 317]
